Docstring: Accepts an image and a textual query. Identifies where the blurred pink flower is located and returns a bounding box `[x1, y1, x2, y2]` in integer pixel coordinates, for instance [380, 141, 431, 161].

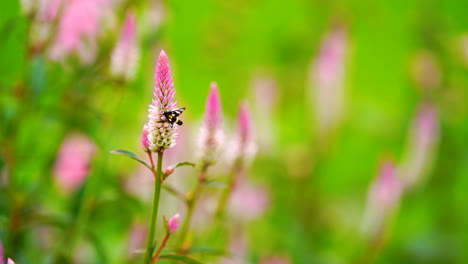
[168, 213, 180, 234]
[127, 224, 147, 255]
[228, 103, 256, 165]
[38, 0, 63, 21]
[361, 160, 402, 237]
[49, 0, 110, 63]
[401, 104, 439, 189]
[308, 26, 347, 136]
[53, 133, 96, 193]
[146, 50, 181, 152]
[199, 82, 224, 166]
[229, 178, 269, 221]
[110, 10, 140, 81]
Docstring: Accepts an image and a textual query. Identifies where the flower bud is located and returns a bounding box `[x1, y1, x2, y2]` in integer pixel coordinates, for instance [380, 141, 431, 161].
[163, 166, 174, 178]
[168, 213, 180, 234]
[141, 124, 150, 151]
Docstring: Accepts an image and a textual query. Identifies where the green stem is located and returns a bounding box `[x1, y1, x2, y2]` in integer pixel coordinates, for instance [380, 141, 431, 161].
[152, 233, 170, 263]
[215, 163, 240, 219]
[175, 167, 206, 254]
[144, 151, 164, 264]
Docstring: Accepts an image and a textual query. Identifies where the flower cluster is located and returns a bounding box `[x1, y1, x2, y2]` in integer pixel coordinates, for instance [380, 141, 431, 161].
[145, 50, 180, 152]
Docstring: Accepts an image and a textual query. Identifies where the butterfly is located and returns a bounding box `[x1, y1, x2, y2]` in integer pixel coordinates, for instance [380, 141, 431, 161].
[163, 107, 186, 127]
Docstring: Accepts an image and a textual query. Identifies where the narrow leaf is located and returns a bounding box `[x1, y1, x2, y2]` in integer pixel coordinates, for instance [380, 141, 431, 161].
[173, 162, 196, 169]
[110, 149, 151, 170]
[162, 184, 187, 203]
[158, 254, 202, 264]
[203, 179, 228, 188]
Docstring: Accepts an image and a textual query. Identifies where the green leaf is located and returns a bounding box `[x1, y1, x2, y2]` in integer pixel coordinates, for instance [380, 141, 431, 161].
[173, 162, 196, 169]
[158, 254, 203, 264]
[110, 149, 151, 170]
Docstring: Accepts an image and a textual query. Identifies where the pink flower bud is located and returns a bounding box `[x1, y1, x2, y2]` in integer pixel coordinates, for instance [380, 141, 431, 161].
[168, 213, 180, 234]
[141, 124, 150, 151]
[7, 259, 14, 264]
[163, 166, 174, 177]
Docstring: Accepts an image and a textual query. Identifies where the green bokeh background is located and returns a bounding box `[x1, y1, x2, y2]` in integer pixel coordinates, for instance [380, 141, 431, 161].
[1, 0, 468, 263]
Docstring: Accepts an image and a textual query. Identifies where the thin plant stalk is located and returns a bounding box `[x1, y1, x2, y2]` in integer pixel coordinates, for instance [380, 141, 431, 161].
[152, 233, 170, 263]
[215, 163, 241, 219]
[176, 165, 208, 254]
[144, 151, 164, 264]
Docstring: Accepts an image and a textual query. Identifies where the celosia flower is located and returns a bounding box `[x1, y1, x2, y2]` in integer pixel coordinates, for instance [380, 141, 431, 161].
[146, 50, 180, 152]
[53, 133, 96, 193]
[361, 160, 402, 237]
[229, 103, 256, 165]
[199, 82, 224, 166]
[400, 104, 439, 189]
[110, 11, 140, 81]
[141, 124, 150, 151]
[49, 0, 109, 63]
[308, 26, 347, 136]
[168, 213, 180, 234]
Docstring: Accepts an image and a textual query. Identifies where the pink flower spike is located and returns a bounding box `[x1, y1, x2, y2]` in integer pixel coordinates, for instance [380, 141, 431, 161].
[400, 104, 439, 189]
[369, 160, 402, 209]
[238, 103, 252, 146]
[229, 102, 256, 164]
[205, 82, 222, 129]
[361, 159, 401, 237]
[146, 50, 181, 152]
[199, 82, 224, 165]
[111, 10, 140, 81]
[308, 26, 347, 136]
[7, 259, 14, 264]
[168, 213, 180, 234]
